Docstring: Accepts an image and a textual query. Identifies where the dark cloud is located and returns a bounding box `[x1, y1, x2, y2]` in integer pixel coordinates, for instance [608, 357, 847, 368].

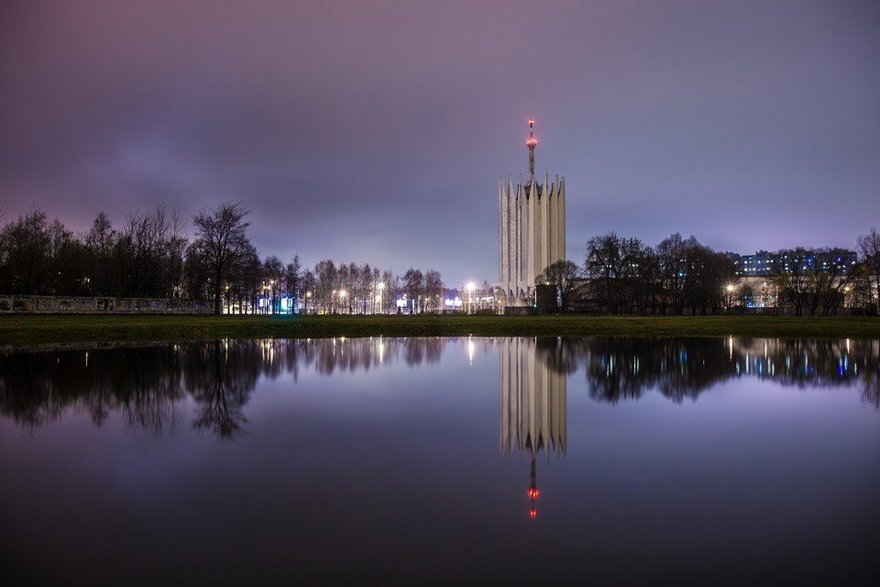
[2, 0, 879, 284]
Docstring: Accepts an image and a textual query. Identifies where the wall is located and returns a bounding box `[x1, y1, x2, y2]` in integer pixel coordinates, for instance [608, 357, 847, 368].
[0, 295, 211, 314]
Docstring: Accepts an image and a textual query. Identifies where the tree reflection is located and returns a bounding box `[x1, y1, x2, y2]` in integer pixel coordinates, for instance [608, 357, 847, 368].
[187, 340, 258, 439]
[1, 336, 878, 439]
[531, 337, 880, 405]
[0, 337, 453, 435]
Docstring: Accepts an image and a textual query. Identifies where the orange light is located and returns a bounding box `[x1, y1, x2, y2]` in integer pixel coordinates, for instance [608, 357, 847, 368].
[527, 486, 540, 500]
[529, 507, 538, 519]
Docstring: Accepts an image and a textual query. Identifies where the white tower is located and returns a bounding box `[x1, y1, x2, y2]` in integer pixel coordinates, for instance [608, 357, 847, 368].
[498, 120, 566, 305]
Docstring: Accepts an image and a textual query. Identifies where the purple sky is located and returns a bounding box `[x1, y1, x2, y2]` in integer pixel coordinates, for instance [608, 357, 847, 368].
[2, 0, 878, 286]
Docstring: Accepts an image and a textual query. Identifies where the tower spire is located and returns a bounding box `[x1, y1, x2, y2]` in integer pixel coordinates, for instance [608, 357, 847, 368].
[526, 119, 537, 178]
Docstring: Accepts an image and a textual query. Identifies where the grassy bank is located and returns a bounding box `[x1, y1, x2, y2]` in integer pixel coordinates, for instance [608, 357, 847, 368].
[1, 314, 879, 346]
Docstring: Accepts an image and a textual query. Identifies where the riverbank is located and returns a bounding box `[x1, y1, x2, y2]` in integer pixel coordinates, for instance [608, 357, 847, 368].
[1, 314, 879, 346]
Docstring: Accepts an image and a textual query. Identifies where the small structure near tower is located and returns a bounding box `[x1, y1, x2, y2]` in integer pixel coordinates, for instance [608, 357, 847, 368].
[498, 120, 567, 307]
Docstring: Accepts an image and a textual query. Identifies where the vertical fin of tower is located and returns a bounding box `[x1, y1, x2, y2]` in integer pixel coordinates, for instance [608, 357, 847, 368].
[499, 178, 506, 295]
[559, 177, 566, 264]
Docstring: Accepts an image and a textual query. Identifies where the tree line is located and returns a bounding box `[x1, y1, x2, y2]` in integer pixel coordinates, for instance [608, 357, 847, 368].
[538, 229, 880, 316]
[0, 202, 445, 315]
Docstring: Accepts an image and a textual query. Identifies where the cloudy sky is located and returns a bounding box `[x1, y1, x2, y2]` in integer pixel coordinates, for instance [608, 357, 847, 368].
[1, 0, 878, 285]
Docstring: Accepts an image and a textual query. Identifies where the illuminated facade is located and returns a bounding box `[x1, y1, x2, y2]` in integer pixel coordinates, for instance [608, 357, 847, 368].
[499, 337, 567, 519]
[499, 120, 566, 305]
[733, 249, 858, 276]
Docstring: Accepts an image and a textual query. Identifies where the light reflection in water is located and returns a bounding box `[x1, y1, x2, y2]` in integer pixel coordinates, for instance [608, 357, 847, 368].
[0, 337, 878, 440]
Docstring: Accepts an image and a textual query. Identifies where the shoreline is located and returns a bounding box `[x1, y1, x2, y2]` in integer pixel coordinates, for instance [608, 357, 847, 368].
[1, 314, 879, 346]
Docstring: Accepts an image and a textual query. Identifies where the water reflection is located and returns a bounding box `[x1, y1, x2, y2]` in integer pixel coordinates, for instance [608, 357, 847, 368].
[1, 337, 878, 439]
[500, 338, 567, 519]
[571, 337, 880, 407]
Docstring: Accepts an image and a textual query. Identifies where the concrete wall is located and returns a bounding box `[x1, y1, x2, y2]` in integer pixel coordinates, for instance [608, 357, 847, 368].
[0, 295, 211, 314]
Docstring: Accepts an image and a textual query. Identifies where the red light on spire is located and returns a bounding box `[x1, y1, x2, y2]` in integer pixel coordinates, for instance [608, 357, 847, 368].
[529, 507, 538, 519]
[526, 119, 537, 148]
[527, 486, 540, 501]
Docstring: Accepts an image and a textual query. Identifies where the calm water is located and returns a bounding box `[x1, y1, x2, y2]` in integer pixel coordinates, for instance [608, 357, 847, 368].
[1, 337, 878, 585]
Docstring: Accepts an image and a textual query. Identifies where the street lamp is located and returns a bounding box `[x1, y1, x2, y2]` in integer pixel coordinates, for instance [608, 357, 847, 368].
[467, 282, 476, 315]
[724, 283, 736, 313]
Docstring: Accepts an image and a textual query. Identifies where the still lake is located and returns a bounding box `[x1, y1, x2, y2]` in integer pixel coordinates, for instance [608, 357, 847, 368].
[1, 337, 878, 585]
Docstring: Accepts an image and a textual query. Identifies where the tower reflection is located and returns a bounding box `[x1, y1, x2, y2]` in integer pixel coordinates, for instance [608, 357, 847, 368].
[499, 337, 567, 519]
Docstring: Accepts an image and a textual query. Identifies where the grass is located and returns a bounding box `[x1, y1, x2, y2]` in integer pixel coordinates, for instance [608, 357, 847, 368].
[0, 314, 879, 346]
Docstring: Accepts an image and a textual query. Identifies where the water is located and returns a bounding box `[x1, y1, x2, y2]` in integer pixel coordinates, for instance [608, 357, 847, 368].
[1, 337, 878, 585]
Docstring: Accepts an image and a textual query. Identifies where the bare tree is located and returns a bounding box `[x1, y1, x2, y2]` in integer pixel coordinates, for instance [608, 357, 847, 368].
[403, 268, 424, 313]
[285, 254, 302, 313]
[262, 255, 285, 314]
[424, 270, 444, 312]
[302, 269, 315, 314]
[537, 260, 581, 312]
[191, 202, 251, 314]
[858, 228, 880, 313]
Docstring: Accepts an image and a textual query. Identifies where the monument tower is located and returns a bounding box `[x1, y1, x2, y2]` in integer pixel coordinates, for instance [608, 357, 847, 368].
[498, 120, 566, 305]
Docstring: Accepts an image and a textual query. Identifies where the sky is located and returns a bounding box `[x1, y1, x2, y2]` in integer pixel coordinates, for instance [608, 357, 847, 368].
[1, 0, 879, 286]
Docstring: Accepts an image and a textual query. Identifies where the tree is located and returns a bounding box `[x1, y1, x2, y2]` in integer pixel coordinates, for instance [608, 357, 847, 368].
[285, 255, 302, 313]
[381, 269, 397, 313]
[585, 232, 625, 312]
[772, 248, 811, 316]
[424, 270, 444, 312]
[586, 233, 652, 313]
[302, 269, 315, 314]
[403, 268, 424, 313]
[86, 212, 116, 296]
[191, 202, 251, 314]
[313, 259, 337, 313]
[165, 209, 187, 299]
[0, 209, 52, 294]
[858, 228, 880, 313]
[655, 233, 709, 315]
[537, 260, 581, 312]
[262, 255, 285, 314]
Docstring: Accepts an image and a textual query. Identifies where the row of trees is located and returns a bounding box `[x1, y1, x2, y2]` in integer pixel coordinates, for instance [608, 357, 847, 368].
[536, 232, 738, 315]
[0, 203, 445, 315]
[538, 229, 880, 316]
[0, 208, 186, 299]
[301, 261, 443, 315]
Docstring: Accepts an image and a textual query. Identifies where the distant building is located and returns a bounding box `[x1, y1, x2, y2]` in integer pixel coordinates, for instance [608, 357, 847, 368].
[732, 249, 858, 276]
[498, 120, 566, 305]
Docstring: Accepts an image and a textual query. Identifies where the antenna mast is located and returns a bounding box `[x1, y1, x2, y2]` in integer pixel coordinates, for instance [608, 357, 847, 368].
[526, 119, 537, 179]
